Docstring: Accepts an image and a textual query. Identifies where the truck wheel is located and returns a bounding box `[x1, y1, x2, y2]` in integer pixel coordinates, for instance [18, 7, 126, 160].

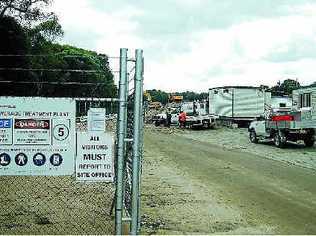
[274, 133, 285, 148]
[304, 138, 315, 147]
[249, 130, 258, 143]
[203, 121, 210, 129]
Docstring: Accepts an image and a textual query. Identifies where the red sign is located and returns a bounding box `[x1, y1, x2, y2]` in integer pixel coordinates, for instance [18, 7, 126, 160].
[14, 119, 50, 129]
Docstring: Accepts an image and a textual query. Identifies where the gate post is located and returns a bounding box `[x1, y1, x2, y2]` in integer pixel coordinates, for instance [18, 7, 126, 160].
[130, 49, 144, 235]
[115, 48, 128, 235]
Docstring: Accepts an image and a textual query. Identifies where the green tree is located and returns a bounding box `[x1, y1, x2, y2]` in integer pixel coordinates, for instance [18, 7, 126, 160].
[147, 89, 169, 104]
[0, 0, 55, 23]
[0, 16, 31, 95]
[0, 1, 116, 98]
[174, 91, 208, 101]
[271, 79, 300, 96]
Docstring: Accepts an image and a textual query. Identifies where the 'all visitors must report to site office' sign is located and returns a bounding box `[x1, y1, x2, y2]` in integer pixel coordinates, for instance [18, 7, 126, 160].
[0, 97, 76, 176]
[76, 131, 114, 182]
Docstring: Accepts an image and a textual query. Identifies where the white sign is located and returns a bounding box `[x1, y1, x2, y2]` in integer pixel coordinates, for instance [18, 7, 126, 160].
[0, 97, 76, 176]
[76, 131, 114, 182]
[88, 108, 106, 131]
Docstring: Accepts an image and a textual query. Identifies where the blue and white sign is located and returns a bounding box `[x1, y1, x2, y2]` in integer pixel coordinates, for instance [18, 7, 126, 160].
[0, 119, 11, 128]
[0, 119, 13, 145]
[33, 153, 46, 166]
[50, 154, 63, 166]
[0, 153, 11, 166]
[0, 97, 76, 176]
[15, 153, 28, 166]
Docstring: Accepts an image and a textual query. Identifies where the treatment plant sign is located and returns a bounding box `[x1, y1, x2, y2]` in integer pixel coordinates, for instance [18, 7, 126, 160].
[76, 131, 114, 182]
[0, 97, 76, 176]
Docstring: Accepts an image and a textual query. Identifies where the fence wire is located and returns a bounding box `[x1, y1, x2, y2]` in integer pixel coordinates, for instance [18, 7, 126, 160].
[124, 92, 135, 217]
[0, 98, 118, 235]
[0, 50, 144, 235]
[0, 176, 115, 234]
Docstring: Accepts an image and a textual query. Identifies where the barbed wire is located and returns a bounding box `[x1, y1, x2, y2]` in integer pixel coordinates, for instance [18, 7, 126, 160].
[0, 54, 121, 59]
[0, 80, 113, 85]
[0, 68, 120, 73]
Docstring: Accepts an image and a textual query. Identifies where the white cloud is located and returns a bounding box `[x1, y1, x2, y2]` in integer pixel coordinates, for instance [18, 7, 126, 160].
[144, 12, 316, 92]
[52, 0, 145, 56]
[52, 0, 316, 92]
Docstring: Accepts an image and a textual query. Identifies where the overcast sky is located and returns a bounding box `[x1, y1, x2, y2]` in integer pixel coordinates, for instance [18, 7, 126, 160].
[52, 0, 316, 92]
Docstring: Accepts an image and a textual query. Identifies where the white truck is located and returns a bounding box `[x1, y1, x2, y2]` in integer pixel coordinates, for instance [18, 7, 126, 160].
[248, 108, 315, 148]
[152, 109, 179, 127]
[181, 101, 217, 129]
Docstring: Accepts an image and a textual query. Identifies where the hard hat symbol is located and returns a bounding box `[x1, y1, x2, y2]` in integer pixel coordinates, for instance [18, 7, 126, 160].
[33, 153, 46, 166]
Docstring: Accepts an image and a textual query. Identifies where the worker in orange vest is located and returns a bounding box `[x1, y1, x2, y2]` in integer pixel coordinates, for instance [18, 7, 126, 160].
[179, 111, 187, 128]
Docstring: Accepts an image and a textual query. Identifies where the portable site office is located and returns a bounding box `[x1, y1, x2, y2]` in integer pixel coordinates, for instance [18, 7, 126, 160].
[208, 86, 272, 124]
[292, 86, 316, 127]
[270, 96, 293, 109]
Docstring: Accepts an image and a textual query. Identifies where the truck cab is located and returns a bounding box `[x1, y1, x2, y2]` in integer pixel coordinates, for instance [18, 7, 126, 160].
[181, 101, 216, 129]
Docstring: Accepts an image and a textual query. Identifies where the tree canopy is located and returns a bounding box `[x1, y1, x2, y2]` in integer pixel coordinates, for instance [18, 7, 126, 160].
[146, 90, 208, 104]
[0, 0, 55, 23]
[271, 79, 300, 96]
[0, 0, 116, 98]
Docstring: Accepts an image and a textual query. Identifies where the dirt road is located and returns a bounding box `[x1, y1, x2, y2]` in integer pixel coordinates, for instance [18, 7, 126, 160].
[141, 127, 316, 234]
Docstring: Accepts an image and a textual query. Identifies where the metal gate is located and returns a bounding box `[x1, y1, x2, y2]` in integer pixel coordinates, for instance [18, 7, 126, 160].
[0, 48, 144, 235]
[115, 49, 144, 235]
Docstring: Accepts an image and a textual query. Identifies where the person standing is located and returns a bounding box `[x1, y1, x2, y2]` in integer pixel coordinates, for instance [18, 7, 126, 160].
[179, 111, 187, 128]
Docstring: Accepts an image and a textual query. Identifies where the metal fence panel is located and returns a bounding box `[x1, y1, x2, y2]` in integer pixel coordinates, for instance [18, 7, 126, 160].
[0, 98, 118, 235]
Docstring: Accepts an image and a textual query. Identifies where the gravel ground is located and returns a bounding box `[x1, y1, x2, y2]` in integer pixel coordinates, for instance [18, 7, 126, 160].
[181, 127, 316, 171]
[141, 126, 316, 234]
[0, 121, 117, 235]
[0, 176, 115, 235]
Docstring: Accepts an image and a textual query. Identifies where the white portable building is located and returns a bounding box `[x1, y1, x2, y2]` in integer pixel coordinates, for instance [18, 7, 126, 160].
[270, 96, 292, 109]
[209, 86, 271, 121]
[292, 86, 316, 121]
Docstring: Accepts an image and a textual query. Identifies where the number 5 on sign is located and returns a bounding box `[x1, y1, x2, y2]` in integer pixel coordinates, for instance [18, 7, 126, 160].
[52, 119, 71, 145]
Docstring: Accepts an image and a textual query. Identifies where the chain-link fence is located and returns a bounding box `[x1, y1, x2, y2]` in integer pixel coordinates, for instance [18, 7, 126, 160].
[0, 49, 145, 235]
[114, 49, 144, 235]
[0, 98, 118, 235]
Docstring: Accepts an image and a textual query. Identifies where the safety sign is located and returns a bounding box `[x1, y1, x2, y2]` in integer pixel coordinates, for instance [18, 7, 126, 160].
[76, 131, 114, 182]
[50, 154, 63, 166]
[0, 119, 13, 145]
[0, 153, 11, 166]
[0, 97, 76, 176]
[87, 108, 106, 131]
[15, 153, 28, 166]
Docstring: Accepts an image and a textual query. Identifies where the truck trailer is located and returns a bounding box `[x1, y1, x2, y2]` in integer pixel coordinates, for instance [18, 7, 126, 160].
[208, 86, 271, 126]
